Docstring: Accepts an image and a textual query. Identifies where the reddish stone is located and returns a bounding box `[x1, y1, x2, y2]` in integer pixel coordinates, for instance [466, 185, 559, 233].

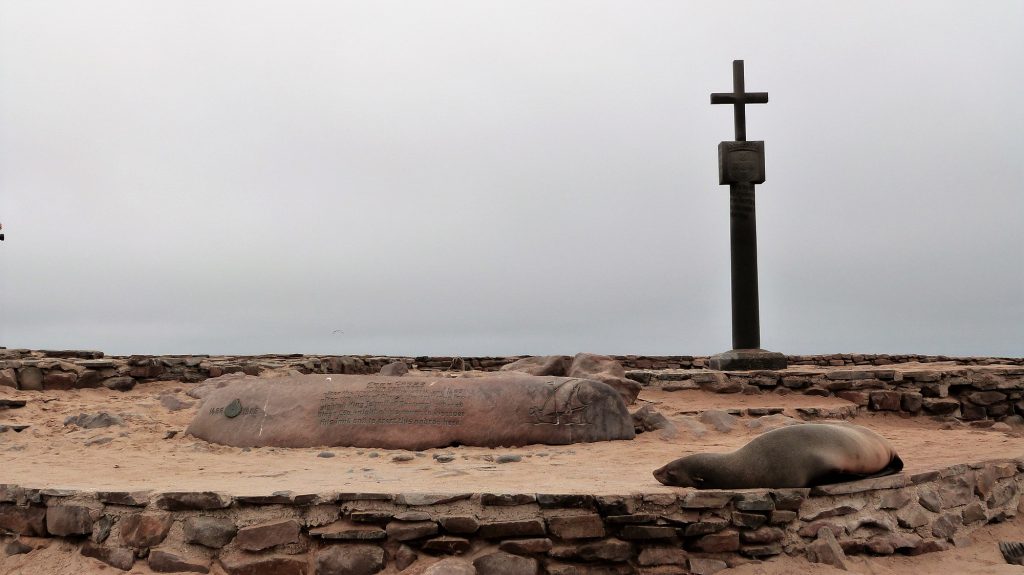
[220, 554, 309, 575]
[149, 549, 212, 573]
[423, 558, 475, 575]
[81, 541, 134, 571]
[618, 525, 677, 540]
[119, 512, 173, 548]
[740, 527, 784, 544]
[42, 370, 78, 390]
[688, 557, 729, 575]
[236, 519, 300, 551]
[637, 547, 688, 566]
[422, 536, 471, 554]
[499, 538, 553, 555]
[575, 538, 633, 562]
[472, 551, 539, 575]
[547, 514, 605, 539]
[46, 504, 94, 536]
[478, 519, 545, 539]
[438, 515, 480, 534]
[315, 544, 385, 575]
[869, 391, 901, 411]
[155, 491, 231, 511]
[693, 529, 740, 552]
[385, 520, 438, 541]
[0, 504, 46, 536]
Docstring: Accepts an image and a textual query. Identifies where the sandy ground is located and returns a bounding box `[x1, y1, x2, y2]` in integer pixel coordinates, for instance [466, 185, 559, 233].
[2, 374, 1024, 574]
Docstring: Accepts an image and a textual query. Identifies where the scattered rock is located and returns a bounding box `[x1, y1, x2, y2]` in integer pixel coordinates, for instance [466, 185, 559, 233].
[567, 352, 641, 405]
[698, 410, 738, 433]
[392, 453, 416, 462]
[805, 527, 851, 570]
[499, 355, 571, 377]
[497, 454, 522, 464]
[379, 361, 409, 376]
[64, 412, 123, 429]
[159, 393, 192, 412]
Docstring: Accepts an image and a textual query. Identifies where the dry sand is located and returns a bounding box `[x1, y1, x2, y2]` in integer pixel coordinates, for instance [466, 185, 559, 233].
[2, 375, 1024, 573]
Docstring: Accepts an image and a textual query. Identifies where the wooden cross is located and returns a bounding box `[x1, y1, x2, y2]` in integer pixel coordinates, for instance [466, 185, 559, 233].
[710, 60, 768, 142]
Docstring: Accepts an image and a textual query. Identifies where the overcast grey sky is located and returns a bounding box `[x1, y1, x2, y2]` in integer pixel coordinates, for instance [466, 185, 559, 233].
[1, 1, 1021, 357]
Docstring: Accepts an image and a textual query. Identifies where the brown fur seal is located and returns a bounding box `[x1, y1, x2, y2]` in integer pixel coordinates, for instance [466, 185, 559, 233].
[653, 423, 903, 489]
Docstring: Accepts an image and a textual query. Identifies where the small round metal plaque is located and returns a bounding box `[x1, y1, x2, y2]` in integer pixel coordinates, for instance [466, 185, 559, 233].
[224, 399, 242, 418]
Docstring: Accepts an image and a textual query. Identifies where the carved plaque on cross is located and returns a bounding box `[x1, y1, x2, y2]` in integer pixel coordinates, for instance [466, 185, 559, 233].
[718, 141, 765, 185]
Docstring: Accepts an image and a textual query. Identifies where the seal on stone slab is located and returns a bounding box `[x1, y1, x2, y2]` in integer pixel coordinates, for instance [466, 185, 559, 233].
[652, 423, 903, 489]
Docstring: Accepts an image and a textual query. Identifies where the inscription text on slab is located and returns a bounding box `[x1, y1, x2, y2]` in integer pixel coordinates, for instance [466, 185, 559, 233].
[317, 381, 467, 426]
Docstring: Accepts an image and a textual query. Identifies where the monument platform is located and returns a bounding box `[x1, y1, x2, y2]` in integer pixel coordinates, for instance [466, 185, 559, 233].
[2, 362, 1024, 574]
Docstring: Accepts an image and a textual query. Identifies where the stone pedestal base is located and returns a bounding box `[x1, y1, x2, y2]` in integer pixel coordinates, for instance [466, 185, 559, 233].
[709, 349, 787, 371]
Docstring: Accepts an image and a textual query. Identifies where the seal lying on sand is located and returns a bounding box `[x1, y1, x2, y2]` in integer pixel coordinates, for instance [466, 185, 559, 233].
[653, 423, 903, 489]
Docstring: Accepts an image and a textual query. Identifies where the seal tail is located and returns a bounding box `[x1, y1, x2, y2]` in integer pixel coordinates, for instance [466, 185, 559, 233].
[862, 453, 904, 480]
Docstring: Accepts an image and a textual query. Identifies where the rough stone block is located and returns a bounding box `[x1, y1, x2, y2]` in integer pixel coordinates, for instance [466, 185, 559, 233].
[183, 516, 237, 548]
[618, 525, 676, 540]
[499, 538, 553, 555]
[879, 489, 912, 510]
[731, 511, 767, 529]
[688, 557, 729, 575]
[0, 504, 44, 536]
[805, 527, 851, 570]
[692, 529, 739, 553]
[423, 558, 475, 575]
[81, 541, 134, 571]
[575, 538, 633, 562]
[438, 515, 480, 534]
[237, 519, 300, 551]
[46, 504, 94, 536]
[680, 491, 736, 509]
[683, 517, 729, 536]
[155, 492, 231, 511]
[478, 519, 545, 539]
[740, 526, 784, 544]
[931, 513, 961, 539]
[311, 540, 385, 572]
[547, 514, 605, 539]
[422, 536, 471, 554]
[148, 549, 212, 573]
[386, 520, 439, 541]
[637, 546, 688, 566]
[220, 553, 309, 575]
[473, 551, 539, 575]
[119, 513, 173, 548]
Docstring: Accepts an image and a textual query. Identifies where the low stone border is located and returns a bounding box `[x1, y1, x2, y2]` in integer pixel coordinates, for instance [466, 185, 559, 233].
[632, 365, 1024, 424]
[2, 457, 1021, 574]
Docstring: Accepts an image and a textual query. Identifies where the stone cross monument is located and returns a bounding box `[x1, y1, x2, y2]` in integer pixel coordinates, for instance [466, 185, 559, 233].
[708, 60, 786, 371]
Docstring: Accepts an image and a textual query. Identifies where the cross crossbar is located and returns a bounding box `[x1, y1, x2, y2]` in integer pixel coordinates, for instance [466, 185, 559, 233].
[710, 60, 768, 141]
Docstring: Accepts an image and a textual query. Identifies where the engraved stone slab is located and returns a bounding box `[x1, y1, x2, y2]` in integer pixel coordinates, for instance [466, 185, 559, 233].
[186, 374, 634, 449]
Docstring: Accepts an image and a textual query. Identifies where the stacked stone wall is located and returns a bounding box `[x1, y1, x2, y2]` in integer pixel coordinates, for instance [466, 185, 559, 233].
[1, 349, 1020, 392]
[1, 457, 1021, 574]
[633, 365, 1024, 424]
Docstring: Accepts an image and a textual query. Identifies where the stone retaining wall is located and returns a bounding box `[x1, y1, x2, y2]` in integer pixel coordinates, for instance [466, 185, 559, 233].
[3, 351, 1023, 424]
[1, 457, 1021, 574]
[1, 350, 1021, 393]
[633, 365, 1024, 424]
